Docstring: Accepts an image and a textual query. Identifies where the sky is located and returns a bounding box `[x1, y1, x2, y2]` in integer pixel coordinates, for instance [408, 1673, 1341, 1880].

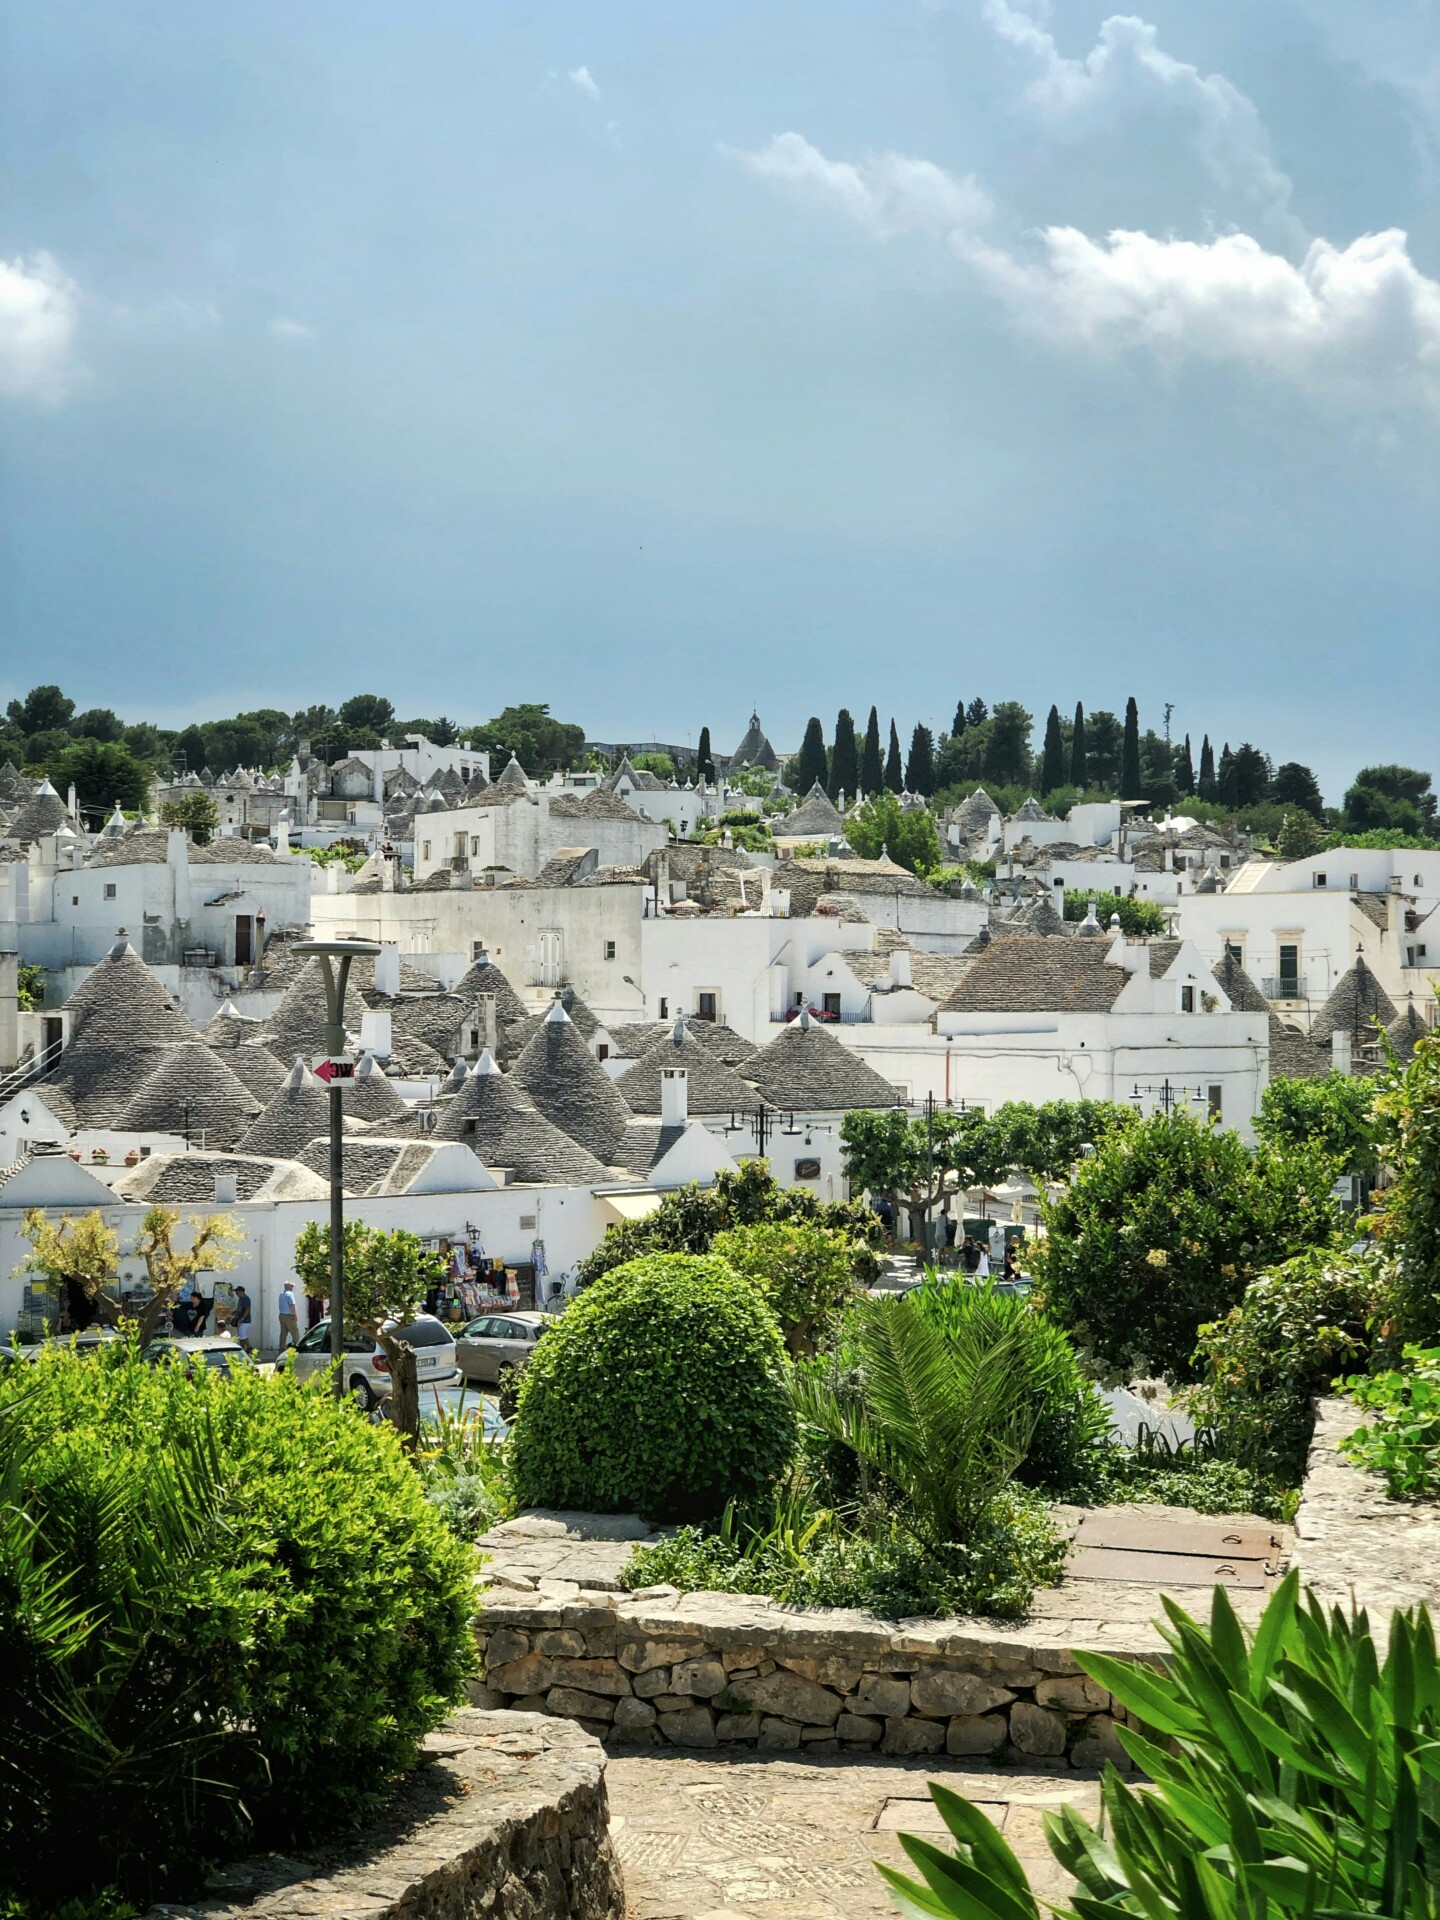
[1, 0, 1437, 802]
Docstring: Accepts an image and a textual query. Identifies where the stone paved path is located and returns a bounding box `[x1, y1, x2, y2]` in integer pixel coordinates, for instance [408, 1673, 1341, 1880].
[607, 1748, 1099, 1920]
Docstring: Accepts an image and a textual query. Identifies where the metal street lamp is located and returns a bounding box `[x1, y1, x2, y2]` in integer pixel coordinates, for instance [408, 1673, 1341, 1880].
[293, 938, 380, 1396]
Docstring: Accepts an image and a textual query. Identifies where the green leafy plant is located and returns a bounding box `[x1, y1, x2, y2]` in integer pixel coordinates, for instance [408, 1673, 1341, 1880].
[1093, 1441, 1287, 1520]
[1034, 1112, 1345, 1383]
[1370, 1010, 1440, 1346]
[0, 1339, 474, 1909]
[1061, 889, 1167, 935]
[710, 1221, 865, 1356]
[882, 1571, 1440, 1920]
[509, 1254, 796, 1521]
[1256, 1071, 1378, 1181]
[1340, 1346, 1440, 1499]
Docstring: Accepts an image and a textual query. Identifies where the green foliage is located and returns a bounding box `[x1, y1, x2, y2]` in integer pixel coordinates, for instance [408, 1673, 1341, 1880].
[16, 965, 44, 1014]
[158, 791, 219, 846]
[988, 1098, 1137, 1181]
[1061, 889, 1167, 935]
[1275, 808, 1325, 859]
[292, 1220, 445, 1338]
[509, 1254, 796, 1521]
[630, 751, 675, 780]
[462, 702, 585, 776]
[1322, 826, 1438, 851]
[48, 741, 151, 815]
[1093, 1442, 1287, 1520]
[880, 1572, 1440, 1920]
[1035, 1111, 1345, 1383]
[6, 687, 75, 736]
[1341, 1346, 1440, 1499]
[417, 1393, 514, 1542]
[840, 1106, 1009, 1230]
[1371, 1014, 1440, 1345]
[1257, 1070, 1377, 1178]
[710, 1222, 864, 1356]
[0, 1341, 474, 1909]
[573, 1160, 881, 1286]
[1190, 1248, 1392, 1484]
[624, 1483, 1063, 1621]
[926, 862, 991, 894]
[794, 715, 828, 794]
[844, 789, 942, 873]
[1343, 763, 1437, 839]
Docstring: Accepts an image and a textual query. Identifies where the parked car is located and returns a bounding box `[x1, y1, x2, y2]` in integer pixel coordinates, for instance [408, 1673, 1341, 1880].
[454, 1310, 549, 1386]
[282, 1313, 461, 1409]
[142, 1335, 256, 1379]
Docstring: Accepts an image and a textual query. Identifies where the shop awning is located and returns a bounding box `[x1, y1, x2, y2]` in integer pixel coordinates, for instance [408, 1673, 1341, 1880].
[598, 1191, 664, 1224]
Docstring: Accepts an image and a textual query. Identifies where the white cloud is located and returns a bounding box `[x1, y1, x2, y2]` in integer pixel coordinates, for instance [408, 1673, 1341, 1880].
[736, 132, 992, 238]
[268, 317, 316, 342]
[0, 251, 80, 402]
[736, 134, 1440, 410]
[983, 2, 1299, 235]
[569, 66, 601, 101]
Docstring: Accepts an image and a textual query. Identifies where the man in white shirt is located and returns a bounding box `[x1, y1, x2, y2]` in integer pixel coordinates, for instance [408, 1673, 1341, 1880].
[276, 1281, 300, 1353]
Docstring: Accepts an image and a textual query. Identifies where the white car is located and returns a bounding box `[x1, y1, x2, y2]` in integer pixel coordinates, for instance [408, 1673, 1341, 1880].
[283, 1313, 461, 1409]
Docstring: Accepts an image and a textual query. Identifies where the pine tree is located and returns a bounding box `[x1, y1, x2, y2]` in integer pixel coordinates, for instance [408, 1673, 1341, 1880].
[1070, 702, 1087, 790]
[951, 699, 967, 736]
[696, 725, 714, 785]
[1174, 733, 1194, 796]
[796, 716, 828, 794]
[1121, 696, 1143, 800]
[1217, 742, 1236, 806]
[1040, 705, 1065, 795]
[830, 709, 859, 802]
[884, 720, 903, 793]
[965, 697, 988, 728]
[1198, 734, 1217, 801]
[905, 724, 936, 796]
[860, 706, 882, 796]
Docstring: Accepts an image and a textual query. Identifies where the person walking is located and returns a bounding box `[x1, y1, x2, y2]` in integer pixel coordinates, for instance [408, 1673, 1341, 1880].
[973, 1239, 991, 1281]
[276, 1281, 300, 1354]
[230, 1286, 254, 1354]
[959, 1235, 981, 1275]
[189, 1290, 211, 1335]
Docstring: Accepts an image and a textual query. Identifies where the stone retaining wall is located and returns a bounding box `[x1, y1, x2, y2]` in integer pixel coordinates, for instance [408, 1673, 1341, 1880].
[1292, 1397, 1440, 1625]
[148, 1712, 623, 1920]
[473, 1588, 1156, 1769]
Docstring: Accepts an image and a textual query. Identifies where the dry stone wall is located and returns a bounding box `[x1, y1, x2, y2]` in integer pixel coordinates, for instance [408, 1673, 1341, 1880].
[473, 1588, 1157, 1769]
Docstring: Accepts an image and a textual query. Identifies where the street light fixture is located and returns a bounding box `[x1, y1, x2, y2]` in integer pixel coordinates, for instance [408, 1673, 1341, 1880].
[293, 938, 380, 1396]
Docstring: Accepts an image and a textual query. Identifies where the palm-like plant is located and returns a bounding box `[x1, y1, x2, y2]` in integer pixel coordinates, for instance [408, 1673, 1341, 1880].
[793, 1295, 1039, 1545]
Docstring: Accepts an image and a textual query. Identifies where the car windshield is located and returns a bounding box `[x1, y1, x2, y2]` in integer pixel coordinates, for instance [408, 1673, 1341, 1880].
[396, 1317, 454, 1347]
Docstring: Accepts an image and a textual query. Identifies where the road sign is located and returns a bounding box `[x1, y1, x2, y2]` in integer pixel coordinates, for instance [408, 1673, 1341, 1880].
[313, 1056, 356, 1083]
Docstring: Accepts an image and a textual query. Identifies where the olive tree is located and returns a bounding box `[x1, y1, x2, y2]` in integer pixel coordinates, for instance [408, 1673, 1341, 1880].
[18, 1206, 241, 1342]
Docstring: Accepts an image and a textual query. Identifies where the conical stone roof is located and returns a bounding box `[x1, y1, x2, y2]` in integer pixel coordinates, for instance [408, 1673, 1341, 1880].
[742, 1008, 902, 1113]
[0, 761, 33, 805]
[234, 1058, 334, 1159]
[495, 753, 529, 791]
[509, 1002, 634, 1166]
[8, 780, 70, 844]
[260, 956, 361, 1056]
[450, 952, 529, 1026]
[1310, 958, 1398, 1045]
[615, 1021, 768, 1116]
[45, 941, 202, 1123]
[783, 782, 846, 838]
[346, 1053, 410, 1126]
[218, 1040, 289, 1103]
[432, 1052, 607, 1183]
[120, 1042, 262, 1150]
[1212, 951, 1271, 1015]
[1385, 1002, 1430, 1067]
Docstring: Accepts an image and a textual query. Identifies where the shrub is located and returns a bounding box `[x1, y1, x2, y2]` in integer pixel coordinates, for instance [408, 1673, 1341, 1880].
[509, 1254, 796, 1521]
[1340, 1345, 1440, 1499]
[1034, 1111, 1344, 1383]
[1188, 1247, 1392, 1484]
[1092, 1444, 1286, 1520]
[0, 1341, 474, 1909]
[1371, 1014, 1440, 1346]
[881, 1572, 1440, 1920]
[710, 1221, 863, 1356]
[908, 1277, 1110, 1497]
[1256, 1071, 1377, 1179]
[1061, 889, 1166, 935]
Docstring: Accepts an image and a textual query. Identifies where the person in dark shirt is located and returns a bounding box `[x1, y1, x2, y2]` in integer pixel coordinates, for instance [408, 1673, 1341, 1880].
[170, 1295, 195, 1335]
[188, 1292, 212, 1336]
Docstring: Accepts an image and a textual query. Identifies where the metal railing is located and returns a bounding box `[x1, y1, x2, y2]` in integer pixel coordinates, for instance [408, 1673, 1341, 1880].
[0, 1039, 64, 1108]
[1261, 975, 1307, 1001]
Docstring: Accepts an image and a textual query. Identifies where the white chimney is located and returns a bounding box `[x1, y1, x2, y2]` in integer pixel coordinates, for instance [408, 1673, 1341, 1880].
[888, 948, 912, 989]
[167, 828, 192, 920]
[274, 810, 291, 855]
[373, 942, 401, 997]
[1331, 1030, 1353, 1075]
[358, 1006, 392, 1057]
[213, 1171, 238, 1205]
[661, 1066, 689, 1127]
[479, 992, 498, 1055]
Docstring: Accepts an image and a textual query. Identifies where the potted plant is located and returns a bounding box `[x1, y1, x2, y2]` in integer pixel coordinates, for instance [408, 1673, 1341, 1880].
[91, 1147, 109, 1164]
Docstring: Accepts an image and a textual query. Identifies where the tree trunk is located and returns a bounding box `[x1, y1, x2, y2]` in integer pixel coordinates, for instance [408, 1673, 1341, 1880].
[378, 1332, 421, 1452]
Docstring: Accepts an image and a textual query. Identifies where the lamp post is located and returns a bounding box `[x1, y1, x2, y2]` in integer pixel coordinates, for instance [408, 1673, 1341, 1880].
[1130, 1078, 1205, 1117]
[293, 938, 380, 1396]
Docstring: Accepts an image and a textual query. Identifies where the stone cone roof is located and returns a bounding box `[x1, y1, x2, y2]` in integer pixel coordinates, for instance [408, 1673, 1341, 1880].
[1268, 1014, 1329, 1081]
[1310, 958, 1398, 1046]
[45, 940, 202, 1124]
[346, 1053, 410, 1125]
[1212, 951, 1271, 1014]
[684, 1017, 757, 1067]
[615, 1021, 767, 1116]
[495, 753, 529, 791]
[742, 1008, 902, 1113]
[260, 956, 360, 1055]
[120, 1042, 262, 1150]
[234, 1058, 334, 1159]
[8, 780, 70, 843]
[218, 1040, 288, 1104]
[509, 1003, 634, 1166]
[450, 953, 529, 1027]
[205, 1000, 267, 1045]
[1385, 1002, 1430, 1066]
[955, 787, 1000, 830]
[0, 761, 33, 805]
[432, 1052, 607, 1183]
[782, 781, 845, 838]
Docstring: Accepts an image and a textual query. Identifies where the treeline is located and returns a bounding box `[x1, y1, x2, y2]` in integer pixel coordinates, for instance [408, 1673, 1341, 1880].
[768, 697, 1438, 843]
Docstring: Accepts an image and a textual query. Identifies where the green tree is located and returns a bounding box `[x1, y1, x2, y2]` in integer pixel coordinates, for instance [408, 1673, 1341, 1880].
[18, 1206, 242, 1344]
[830, 708, 859, 801]
[988, 1099, 1138, 1183]
[1224, 741, 1270, 807]
[1344, 763, 1437, 838]
[1197, 732, 1216, 799]
[17, 963, 44, 1012]
[1272, 759, 1324, 818]
[711, 1221, 863, 1355]
[794, 715, 828, 794]
[338, 693, 395, 735]
[1120, 696, 1142, 799]
[464, 702, 586, 776]
[160, 791, 219, 846]
[1040, 705, 1065, 795]
[840, 1106, 1013, 1241]
[696, 725, 714, 783]
[1216, 741, 1235, 802]
[1276, 808, 1325, 859]
[860, 706, 883, 794]
[6, 686, 75, 737]
[631, 751, 676, 780]
[845, 790, 942, 874]
[1173, 732, 1195, 796]
[1371, 1013, 1440, 1343]
[174, 724, 209, 774]
[1139, 729, 1177, 809]
[1033, 1112, 1344, 1381]
[965, 698, 988, 728]
[1086, 709, 1123, 790]
[905, 723, 936, 796]
[49, 739, 152, 816]
[884, 719, 903, 792]
[1069, 702, 1087, 789]
[1256, 1070, 1377, 1179]
[951, 698, 967, 736]
[1060, 891, 1166, 934]
[983, 701, 1033, 787]
[71, 707, 124, 743]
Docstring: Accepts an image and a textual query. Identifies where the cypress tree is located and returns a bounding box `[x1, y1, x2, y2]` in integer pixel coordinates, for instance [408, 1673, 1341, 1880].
[905, 723, 936, 796]
[884, 720, 903, 793]
[1040, 705, 1065, 795]
[795, 716, 828, 794]
[1174, 733, 1194, 796]
[696, 725, 714, 785]
[860, 706, 882, 796]
[951, 699, 967, 736]
[831, 709, 859, 802]
[1217, 742, 1237, 806]
[1198, 734, 1216, 800]
[1121, 696, 1143, 800]
[1070, 702, 1087, 789]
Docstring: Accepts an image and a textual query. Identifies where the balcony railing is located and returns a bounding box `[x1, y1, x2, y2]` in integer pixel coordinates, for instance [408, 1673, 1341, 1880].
[1262, 975, 1307, 1001]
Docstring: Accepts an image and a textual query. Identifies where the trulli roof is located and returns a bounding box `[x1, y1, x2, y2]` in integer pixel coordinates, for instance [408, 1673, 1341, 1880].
[509, 1002, 634, 1165]
[119, 1042, 262, 1149]
[614, 1021, 768, 1116]
[431, 1052, 607, 1183]
[741, 1009, 902, 1112]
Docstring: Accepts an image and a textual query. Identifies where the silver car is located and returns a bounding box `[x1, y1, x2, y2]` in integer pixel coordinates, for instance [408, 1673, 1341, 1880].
[284, 1313, 461, 1409]
[455, 1310, 548, 1386]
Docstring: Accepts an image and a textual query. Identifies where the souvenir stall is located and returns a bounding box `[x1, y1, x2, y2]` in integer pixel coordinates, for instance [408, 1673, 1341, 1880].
[421, 1225, 541, 1324]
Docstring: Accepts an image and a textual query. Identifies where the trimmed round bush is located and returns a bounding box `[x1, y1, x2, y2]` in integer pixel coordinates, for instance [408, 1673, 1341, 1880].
[0, 1340, 475, 1908]
[510, 1253, 796, 1521]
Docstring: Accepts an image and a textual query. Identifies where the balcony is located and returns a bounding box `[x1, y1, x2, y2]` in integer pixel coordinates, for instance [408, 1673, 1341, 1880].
[1261, 975, 1307, 1001]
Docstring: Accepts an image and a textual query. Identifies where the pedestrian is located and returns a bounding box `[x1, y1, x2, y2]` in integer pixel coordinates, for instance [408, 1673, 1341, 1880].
[305, 1291, 323, 1330]
[974, 1240, 991, 1281]
[230, 1286, 253, 1354]
[276, 1280, 300, 1354]
[1003, 1242, 1023, 1285]
[189, 1290, 211, 1336]
[170, 1292, 195, 1336]
[959, 1235, 981, 1275]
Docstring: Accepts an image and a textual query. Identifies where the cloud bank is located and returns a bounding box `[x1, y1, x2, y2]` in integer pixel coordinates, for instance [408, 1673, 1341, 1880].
[0, 252, 80, 402]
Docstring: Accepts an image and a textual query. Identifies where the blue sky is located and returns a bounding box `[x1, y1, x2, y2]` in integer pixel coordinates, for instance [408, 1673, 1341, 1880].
[1, 0, 1437, 800]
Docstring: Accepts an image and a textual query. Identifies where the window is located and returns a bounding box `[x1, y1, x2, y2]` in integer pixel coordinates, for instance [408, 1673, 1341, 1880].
[1208, 1084, 1223, 1119]
[1278, 943, 1300, 996]
[71, 895, 78, 906]
[421, 840, 431, 861]
[1053, 877, 1065, 888]
[822, 992, 842, 1018]
[471, 836, 480, 857]
[1180, 984, 1195, 1012]
[696, 991, 718, 1022]
[1314, 873, 1327, 889]
[658, 997, 668, 1019]
[604, 940, 616, 960]
[597, 1042, 609, 1061]
[104, 883, 116, 900]
[1350, 873, 1360, 890]
[795, 990, 806, 1006]
[473, 941, 486, 959]
[1416, 875, 1424, 889]
[1224, 939, 1243, 966]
